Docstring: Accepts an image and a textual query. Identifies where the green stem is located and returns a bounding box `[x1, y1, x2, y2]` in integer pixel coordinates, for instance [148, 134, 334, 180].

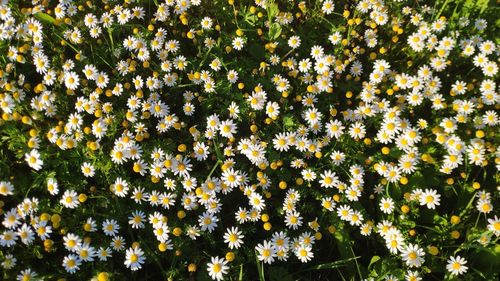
[280, 48, 294, 61]
[107, 27, 115, 51]
[52, 32, 79, 53]
[474, 212, 481, 228]
[435, 0, 451, 20]
[207, 159, 222, 179]
[213, 137, 224, 161]
[349, 245, 363, 280]
[197, 47, 213, 71]
[459, 191, 477, 217]
[232, 3, 240, 30]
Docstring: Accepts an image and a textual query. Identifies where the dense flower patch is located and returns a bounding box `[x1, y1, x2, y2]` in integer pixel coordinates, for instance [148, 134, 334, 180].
[0, 0, 499, 280]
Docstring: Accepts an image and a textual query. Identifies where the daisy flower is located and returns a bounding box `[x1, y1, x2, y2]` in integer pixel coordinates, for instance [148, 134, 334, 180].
[25, 149, 43, 171]
[487, 216, 500, 236]
[83, 217, 97, 232]
[199, 211, 218, 233]
[379, 197, 395, 214]
[207, 256, 229, 281]
[228, 102, 240, 118]
[227, 69, 239, 83]
[266, 101, 280, 119]
[482, 61, 498, 77]
[102, 219, 120, 237]
[0, 230, 17, 247]
[329, 31, 342, 45]
[124, 246, 146, 271]
[385, 229, 405, 254]
[200, 16, 213, 29]
[446, 255, 468, 276]
[337, 205, 353, 221]
[319, 170, 338, 188]
[153, 222, 170, 242]
[194, 142, 210, 161]
[182, 224, 199, 239]
[232, 37, 245, 50]
[111, 177, 130, 197]
[295, 244, 314, 263]
[34, 220, 52, 241]
[476, 199, 493, 214]
[62, 254, 81, 274]
[301, 169, 317, 182]
[81, 162, 95, 177]
[401, 244, 425, 268]
[288, 35, 301, 49]
[322, 0, 335, 14]
[2, 208, 21, 229]
[249, 192, 266, 211]
[298, 58, 312, 73]
[325, 119, 344, 138]
[60, 190, 80, 209]
[111, 236, 126, 251]
[330, 150, 346, 165]
[223, 227, 244, 249]
[349, 210, 364, 226]
[221, 168, 241, 188]
[0, 181, 14, 196]
[273, 132, 290, 152]
[1, 254, 16, 269]
[63, 233, 82, 252]
[219, 119, 237, 139]
[77, 242, 96, 262]
[64, 71, 80, 90]
[310, 45, 324, 59]
[256, 240, 277, 264]
[285, 211, 303, 230]
[128, 210, 146, 229]
[17, 269, 38, 281]
[345, 186, 362, 201]
[419, 189, 441, 209]
[348, 122, 366, 139]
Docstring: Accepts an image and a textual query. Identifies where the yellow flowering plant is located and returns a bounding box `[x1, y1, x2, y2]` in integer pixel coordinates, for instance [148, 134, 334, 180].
[0, 0, 499, 280]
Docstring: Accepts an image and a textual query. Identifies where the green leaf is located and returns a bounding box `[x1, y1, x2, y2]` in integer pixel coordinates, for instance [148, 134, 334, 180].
[255, 250, 265, 281]
[471, 268, 487, 279]
[469, 245, 500, 274]
[245, 14, 258, 26]
[368, 256, 381, 270]
[34, 12, 56, 25]
[267, 1, 279, 19]
[475, 0, 489, 14]
[34, 247, 43, 259]
[108, 27, 115, 51]
[239, 264, 244, 281]
[268, 22, 282, 40]
[301, 256, 361, 271]
[0, 40, 7, 50]
[334, 230, 357, 278]
[283, 115, 295, 128]
[269, 266, 293, 281]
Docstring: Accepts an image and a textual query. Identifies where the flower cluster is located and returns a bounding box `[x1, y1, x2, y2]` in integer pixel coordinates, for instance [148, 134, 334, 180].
[0, 0, 498, 280]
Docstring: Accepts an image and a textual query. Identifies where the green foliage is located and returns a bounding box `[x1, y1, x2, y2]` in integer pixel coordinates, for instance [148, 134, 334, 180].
[0, 0, 498, 280]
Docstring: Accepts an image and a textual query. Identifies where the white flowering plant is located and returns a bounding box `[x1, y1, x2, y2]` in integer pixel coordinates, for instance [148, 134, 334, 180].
[0, 0, 499, 280]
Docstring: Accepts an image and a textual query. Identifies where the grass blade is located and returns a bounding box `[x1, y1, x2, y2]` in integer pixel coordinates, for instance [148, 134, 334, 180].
[255, 250, 265, 281]
[296, 256, 361, 273]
